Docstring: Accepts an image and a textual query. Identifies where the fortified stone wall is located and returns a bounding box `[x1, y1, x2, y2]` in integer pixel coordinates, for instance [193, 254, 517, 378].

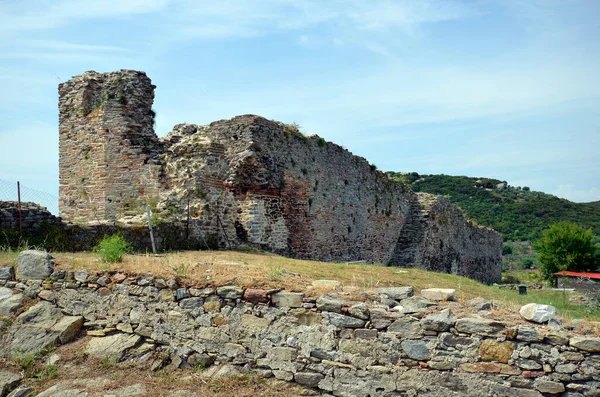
[1, 267, 599, 397]
[58, 70, 163, 224]
[57, 70, 502, 283]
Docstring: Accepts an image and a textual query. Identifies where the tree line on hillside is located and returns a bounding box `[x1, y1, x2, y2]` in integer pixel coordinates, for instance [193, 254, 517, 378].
[386, 172, 600, 242]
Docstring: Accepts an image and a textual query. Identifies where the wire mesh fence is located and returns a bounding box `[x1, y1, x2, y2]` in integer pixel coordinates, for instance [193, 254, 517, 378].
[0, 179, 59, 215]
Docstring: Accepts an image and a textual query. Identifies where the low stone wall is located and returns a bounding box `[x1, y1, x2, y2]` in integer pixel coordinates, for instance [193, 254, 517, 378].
[1, 263, 599, 397]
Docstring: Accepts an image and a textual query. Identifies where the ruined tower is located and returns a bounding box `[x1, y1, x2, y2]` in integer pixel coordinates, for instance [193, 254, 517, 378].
[58, 70, 163, 223]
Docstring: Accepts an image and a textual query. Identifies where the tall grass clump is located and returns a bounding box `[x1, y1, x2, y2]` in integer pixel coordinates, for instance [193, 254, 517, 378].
[94, 234, 131, 263]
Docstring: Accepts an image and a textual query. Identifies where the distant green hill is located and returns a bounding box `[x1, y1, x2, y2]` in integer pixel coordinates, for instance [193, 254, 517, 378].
[386, 172, 600, 242]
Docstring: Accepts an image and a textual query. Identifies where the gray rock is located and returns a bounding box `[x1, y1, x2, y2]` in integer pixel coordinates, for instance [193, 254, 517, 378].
[420, 288, 456, 301]
[295, 372, 324, 387]
[570, 336, 600, 352]
[534, 379, 565, 394]
[455, 317, 505, 336]
[216, 285, 244, 300]
[179, 297, 204, 309]
[0, 266, 14, 281]
[316, 296, 344, 313]
[520, 303, 556, 323]
[3, 301, 82, 355]
[15, 250, 53, 280]
[325, 312, 365, 328]
[369, 308, 394, 329]
[401, 340, 431, 360]
[388, 317, 423, 338]
[0, 287, 23, 316]
[175, 288, 190, 301]
[50, 270, 66, 280]
[74, 270, 88, 283]
[375, 287, 414, 300]
[36, 384, 87, 397]
[421, 309, 454, 332]
[0, 371, 21, 397]
[394, 296, 436, 314]
[7, 387, 34, 397]
[86, 333, 142, 362]
[106, 383, 146, 396]
[348, 303, 370, 320]
[516, 326, 543, 342]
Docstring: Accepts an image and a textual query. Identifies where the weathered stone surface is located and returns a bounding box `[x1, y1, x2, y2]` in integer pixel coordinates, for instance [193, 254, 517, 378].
[203, 296, 222, 312]
[570, 336, 600, 352]
[2, 301, 82, 355]
[348, 303, 370, 320]
[534, 379, 565, 394]
[421, 309, 454, 332]
[0, 288, 23, 317]
[0, 267, 14, 281]
[420, 288, 456, 301]
[86, 333, 142, 361]
[394, 296, 436, 314]
[295, 372, 324, 387]
[401, 340, 431, 360]
[243, 288, 269, 304]
[455, 317, 505, 336]
[520, 303, 556, 324]
[369, 308, 393, 330]
[324, 312, 365, 329]
[375, 287, 414, 300]
[74, 270, 88, 283]
[388, 317, 424, 338]
[544, 332, 569, 346]
[0, 371, 21, 397]
[460, 362, 519, 375]
[517, 326, 543, 342]
[36, 384, 87, 397]
[316, 296, 344, 313]
[15, 250, 53, 280]
[6, 387, 34, 397]
[480, 340, 514, 364]
[216, 285, 243, 300]
[271, 292, 304, 308]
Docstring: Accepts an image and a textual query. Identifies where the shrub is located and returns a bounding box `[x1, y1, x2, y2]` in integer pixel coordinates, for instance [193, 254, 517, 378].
[536, 222, 596, 286]
[502, 244, 513, 256]
[94, 234, 131, 263]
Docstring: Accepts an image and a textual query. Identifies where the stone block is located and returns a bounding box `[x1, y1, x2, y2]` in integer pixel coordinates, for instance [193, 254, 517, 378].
[420, 288, 456, 301]
[520, 303, 556, 323]
[271, 291, 304, 308]
[15, 250, 53, 280]
[375, 287, 414, 300]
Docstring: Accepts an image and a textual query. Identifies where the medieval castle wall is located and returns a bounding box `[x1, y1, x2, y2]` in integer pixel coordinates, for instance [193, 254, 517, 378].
[57, 70, 502, 283]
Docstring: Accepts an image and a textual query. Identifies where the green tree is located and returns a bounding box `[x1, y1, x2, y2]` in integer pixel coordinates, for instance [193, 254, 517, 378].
[536, 222, 596, 286]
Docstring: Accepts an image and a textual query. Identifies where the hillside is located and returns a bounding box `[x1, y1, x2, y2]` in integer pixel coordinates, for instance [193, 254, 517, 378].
[386, 172, 600, 242]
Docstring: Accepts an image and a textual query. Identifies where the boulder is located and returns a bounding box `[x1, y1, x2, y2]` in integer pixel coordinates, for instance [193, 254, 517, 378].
[86, 333, 142, 362]
[0, 288, 23, 317]
[2, 301, 83, 355]
[519, 303, 556, 323]
[0, 371, 21, 397]
[375, 287, 414, 300]
[420, 288, 456, 301]
[15, 250, 53, 280]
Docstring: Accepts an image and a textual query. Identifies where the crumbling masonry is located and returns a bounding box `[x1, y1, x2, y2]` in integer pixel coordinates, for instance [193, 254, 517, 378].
[58, 70, 502, 283]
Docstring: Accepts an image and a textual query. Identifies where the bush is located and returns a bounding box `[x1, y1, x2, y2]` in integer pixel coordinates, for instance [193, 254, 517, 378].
[536, 222, 597, 286]
[502, 244, 513, 256]
[94, 234, 131, 263]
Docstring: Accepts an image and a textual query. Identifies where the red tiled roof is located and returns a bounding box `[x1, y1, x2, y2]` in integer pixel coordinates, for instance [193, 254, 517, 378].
[555, 271, 600, 280]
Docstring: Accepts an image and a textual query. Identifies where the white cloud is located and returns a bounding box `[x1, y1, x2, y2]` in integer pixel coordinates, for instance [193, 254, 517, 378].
[554, 184, 600, 203]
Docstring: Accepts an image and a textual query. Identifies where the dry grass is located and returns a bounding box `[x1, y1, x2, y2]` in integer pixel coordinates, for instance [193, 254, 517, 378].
[1, 249, 599, 321]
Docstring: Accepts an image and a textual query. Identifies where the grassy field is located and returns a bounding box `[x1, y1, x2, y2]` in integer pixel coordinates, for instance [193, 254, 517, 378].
[1, 248, 599, 322]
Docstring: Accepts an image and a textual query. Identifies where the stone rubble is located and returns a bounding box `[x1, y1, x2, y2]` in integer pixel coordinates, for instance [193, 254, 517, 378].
[0, 268, 599, 397]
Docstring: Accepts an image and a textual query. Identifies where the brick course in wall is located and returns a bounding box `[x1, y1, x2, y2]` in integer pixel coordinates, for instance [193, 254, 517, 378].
[57, 70, 502, 283]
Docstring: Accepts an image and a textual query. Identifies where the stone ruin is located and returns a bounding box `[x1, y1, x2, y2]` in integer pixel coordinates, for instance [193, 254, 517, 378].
[58, 70, 502, 283]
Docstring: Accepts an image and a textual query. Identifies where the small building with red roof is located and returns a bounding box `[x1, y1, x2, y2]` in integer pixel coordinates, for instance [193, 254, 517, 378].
[555, 270, 600, 292]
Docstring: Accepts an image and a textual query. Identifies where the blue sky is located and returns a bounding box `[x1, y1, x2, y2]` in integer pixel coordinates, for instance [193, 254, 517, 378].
[1, 0, 599, 212]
